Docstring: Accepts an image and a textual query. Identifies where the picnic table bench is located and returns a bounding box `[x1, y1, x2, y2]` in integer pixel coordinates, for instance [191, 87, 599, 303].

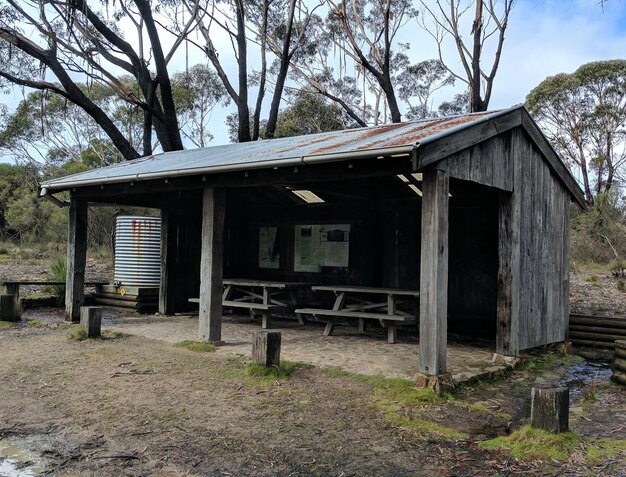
[295, 285, 419, 343]
[190, 279, 309, 329]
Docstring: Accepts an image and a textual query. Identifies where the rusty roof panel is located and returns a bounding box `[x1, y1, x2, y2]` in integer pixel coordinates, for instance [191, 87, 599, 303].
[41, 108, 516, 190]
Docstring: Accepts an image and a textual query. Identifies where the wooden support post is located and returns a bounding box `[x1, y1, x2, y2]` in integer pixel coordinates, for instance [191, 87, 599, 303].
[0, 295, 19, 322]
[530, 387, 569, 433]
[158, 208, 171, 315]
[80, 306, 102, 338]
[261, 312, 271, 329]
[65, 198, 88, 323]
[419, 169, 449, 375]
[198, 187, 226, 343]
[252, 331, 281, 367]
[387, 323, 398, 344]
[497, 190, 520, 356]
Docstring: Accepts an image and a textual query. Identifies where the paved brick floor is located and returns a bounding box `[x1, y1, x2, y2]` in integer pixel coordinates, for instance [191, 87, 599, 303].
[103, 312, 508, 382]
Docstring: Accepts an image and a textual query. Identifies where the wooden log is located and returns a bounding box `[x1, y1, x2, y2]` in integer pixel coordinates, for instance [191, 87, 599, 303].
[419, 169, 449, 375]
[616, 340, 626, 350]
[252, 331, 281, 367]
[613, 357, 626, 372]
[569, 331, 626, 343]
[569, 316, 626, 330]
[0, 294, 19, 322]
[569, 324, 626, 336]
[80, 306, 102, 338]
[530, 387, 569, 433]
[611, 369, 626, 386]
[616, 347, 626, 359]
[571, 339, 616, 350]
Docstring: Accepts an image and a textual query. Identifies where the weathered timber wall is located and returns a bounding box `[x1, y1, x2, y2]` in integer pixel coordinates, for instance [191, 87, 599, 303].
[436, 128, 570, 352]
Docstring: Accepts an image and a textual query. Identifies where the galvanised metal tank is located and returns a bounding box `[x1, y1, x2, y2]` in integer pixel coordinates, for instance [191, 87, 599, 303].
[113, 216, 161, 287]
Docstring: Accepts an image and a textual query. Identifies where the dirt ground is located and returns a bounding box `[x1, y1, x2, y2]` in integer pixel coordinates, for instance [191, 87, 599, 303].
[0, 260, 625, 476]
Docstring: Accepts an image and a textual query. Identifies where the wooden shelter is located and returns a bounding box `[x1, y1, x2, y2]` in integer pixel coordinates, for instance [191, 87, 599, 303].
[40, 105, 585, 376]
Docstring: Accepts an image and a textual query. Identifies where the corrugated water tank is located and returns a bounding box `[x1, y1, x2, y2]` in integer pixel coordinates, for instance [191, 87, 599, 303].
[114, 216, 161, 286]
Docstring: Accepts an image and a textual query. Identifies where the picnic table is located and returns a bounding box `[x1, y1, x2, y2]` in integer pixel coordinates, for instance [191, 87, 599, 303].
[190, 279, 309, 329]
[295, 285, 419, 343]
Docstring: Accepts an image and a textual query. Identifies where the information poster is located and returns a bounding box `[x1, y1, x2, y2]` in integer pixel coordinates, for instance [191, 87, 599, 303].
[294, 224, 350, 272]
[258, 226, 280, 269]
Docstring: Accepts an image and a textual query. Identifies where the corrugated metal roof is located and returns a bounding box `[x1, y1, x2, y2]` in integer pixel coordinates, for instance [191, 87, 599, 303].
[41, 107, 515, 191]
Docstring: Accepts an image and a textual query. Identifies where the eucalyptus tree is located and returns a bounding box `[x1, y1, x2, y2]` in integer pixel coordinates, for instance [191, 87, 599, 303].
[187, 0, 318, 141]
[0, 0, 196, 159]
[527, 60, 626, 205]
[419, 0, 514, 112]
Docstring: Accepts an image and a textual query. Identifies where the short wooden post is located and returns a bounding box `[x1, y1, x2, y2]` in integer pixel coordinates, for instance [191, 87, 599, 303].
[80, 306, 102, 338]
[612, 340, 626, 386]
[0, 294, 19, 322]
[252, 331, 281, 367]
[530, 387, 569, 433]
[65, 198, 88, 322]
[419, 169, 449, 375]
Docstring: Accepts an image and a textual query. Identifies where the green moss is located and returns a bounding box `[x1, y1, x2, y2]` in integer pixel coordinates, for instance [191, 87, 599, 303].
[479, 425, 581, 461]
[26, 319, 45, 327]
[481, 426, 626, 466]
[585, 274, 599, 283]
[460, 402, 513, 420]
[320, 367, 354, 378]
[0, 320, 13, 328]
[174, 340, 217, 353]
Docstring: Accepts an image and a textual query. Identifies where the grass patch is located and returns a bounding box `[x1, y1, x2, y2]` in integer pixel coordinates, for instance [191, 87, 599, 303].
[321, 367, 463, 439]
[174, 340, 217, 353]
[67, 325, 129, 341]
[67, 326, 88, 341]
[480, 425, 580, 461]
[245, 360, 312, 381]
[0, 320, 14, 328]
[585, 439, 626, 466]
[481, 426, 626, 466]
[585, 274, 599, 283]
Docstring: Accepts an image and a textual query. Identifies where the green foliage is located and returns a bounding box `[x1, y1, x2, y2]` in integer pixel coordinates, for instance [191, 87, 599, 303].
[570, 192, 626, 264]
[174, 340, 217, 352]
[273, 89, 353, 138]
[0, 321, 13, 328]
[527, 60, 626, 204]
[46, 256, 67, 296]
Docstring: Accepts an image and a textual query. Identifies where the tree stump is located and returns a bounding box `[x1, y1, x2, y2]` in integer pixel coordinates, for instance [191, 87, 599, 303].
[252, 331, 281, 367]
[612, 341, 626, 386]
[80, 306, 102, 338]
[530, 387, 569, 433]
[0, 294, 19, 322]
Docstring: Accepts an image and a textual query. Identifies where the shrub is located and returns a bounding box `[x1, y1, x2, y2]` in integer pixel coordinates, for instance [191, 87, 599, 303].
[46, 256, 67, 296]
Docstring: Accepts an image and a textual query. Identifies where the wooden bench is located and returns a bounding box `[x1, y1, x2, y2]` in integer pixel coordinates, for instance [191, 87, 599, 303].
[190, 298, 281, 328]
[296, 285, 419, 343]
[295, 308, 413, 343]
[1, 281, 107, 305]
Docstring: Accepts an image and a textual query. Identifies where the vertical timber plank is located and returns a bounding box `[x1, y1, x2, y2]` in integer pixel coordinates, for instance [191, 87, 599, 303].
[562, 192, 571, 341]
[198, 187, 226, 342]
[65, 198, 88, 323]
[159, 208, 170, 315]
[419, 169, 449, 375]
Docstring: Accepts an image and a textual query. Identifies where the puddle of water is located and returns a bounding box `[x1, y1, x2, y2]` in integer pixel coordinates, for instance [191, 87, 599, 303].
[556, 360, 612, 401]
[0, 439, 44, 477]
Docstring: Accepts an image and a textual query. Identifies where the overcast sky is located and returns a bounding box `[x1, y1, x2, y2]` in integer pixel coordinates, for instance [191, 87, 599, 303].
[1, 0, 625, 164]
